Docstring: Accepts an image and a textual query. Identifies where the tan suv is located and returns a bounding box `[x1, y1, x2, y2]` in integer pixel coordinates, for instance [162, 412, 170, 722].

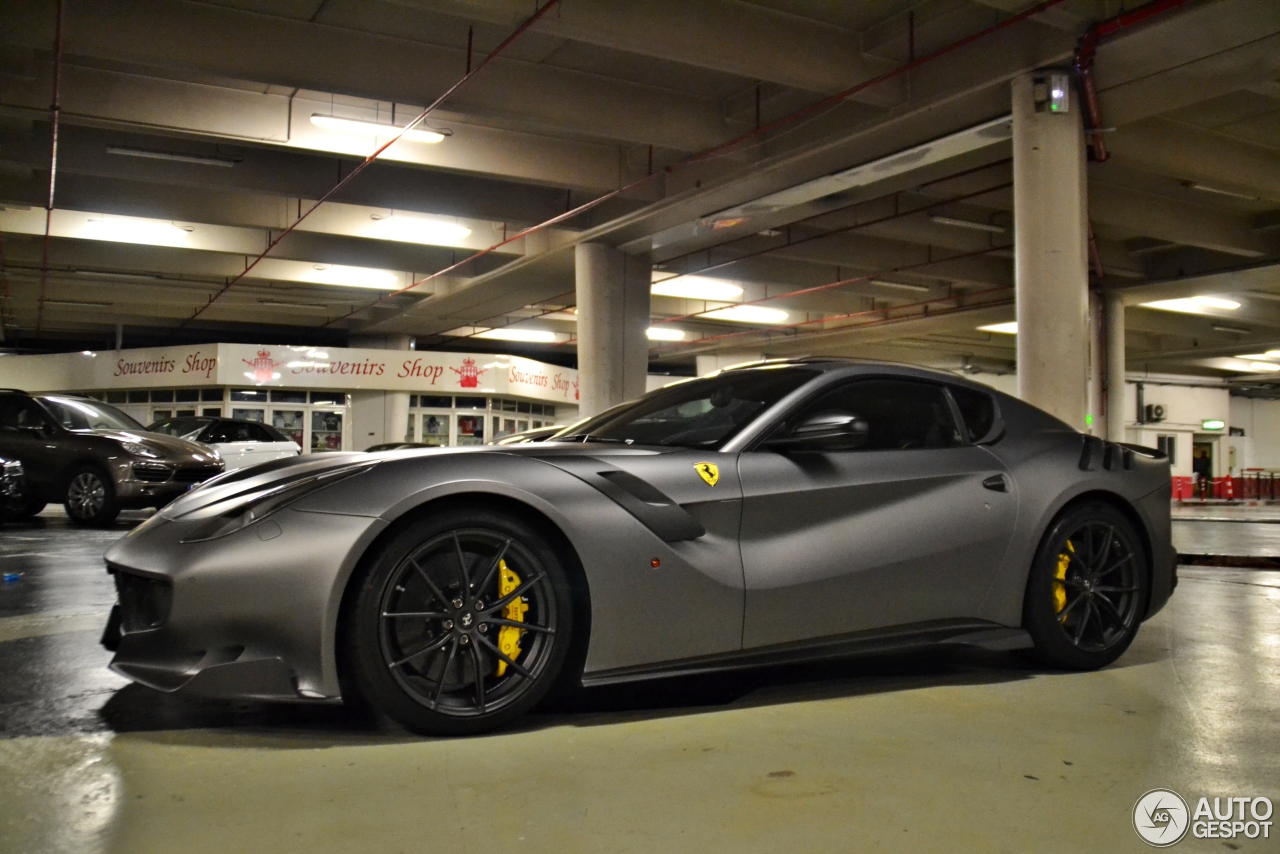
[0, 390, 224, 525]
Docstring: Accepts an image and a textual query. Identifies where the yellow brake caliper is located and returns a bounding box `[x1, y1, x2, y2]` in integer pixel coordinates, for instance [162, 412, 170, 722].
[1053, 541, 1074, 614]
[493, 559, 527, 677]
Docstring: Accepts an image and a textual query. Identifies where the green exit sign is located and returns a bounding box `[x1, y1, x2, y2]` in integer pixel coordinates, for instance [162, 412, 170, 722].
[1202, 419, 1226, 431]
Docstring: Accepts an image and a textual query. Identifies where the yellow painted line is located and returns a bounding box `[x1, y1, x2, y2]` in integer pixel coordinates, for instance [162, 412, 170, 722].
[0, 612, 110, 643]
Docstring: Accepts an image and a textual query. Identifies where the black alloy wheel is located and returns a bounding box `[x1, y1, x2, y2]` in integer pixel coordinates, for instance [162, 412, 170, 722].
[1024, 502, 1148, 670]
[64, 466, 120, 526]
[343, 507, 575, 736]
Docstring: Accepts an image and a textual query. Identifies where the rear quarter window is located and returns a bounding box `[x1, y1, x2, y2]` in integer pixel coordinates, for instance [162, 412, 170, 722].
[949, 386, 997, 442]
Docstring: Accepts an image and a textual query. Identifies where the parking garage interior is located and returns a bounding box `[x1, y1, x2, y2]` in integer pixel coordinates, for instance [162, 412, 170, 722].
[2, 0, 1280, 851]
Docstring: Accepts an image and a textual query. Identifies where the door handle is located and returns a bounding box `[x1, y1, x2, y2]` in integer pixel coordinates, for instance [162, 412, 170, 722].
[982, 474, 1008, 492]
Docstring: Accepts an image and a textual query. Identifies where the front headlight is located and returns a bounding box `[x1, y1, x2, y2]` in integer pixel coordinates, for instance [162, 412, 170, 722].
[121, 441, 160, 459]
[176, 463, 373, 542]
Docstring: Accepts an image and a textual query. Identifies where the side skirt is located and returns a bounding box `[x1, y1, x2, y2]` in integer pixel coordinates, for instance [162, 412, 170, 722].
[580, 619, 1032, 688]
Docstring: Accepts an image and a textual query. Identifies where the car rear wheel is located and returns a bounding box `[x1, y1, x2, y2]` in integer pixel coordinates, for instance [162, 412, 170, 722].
[64, 467, 119, 526]
[1023, 502, 1148, 670]
[342, 507, 575, 736]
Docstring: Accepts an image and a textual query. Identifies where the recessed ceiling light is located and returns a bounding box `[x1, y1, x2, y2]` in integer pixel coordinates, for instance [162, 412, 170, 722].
[474, 328, 559, 343]
[297, 264, 400, 290]
[646, 326, 685, 341]
[310, 114, 444, 144]
[651, 276, 744, 302]
[701, 305, 789, 324]
[977, 321, 1018, 334]
[930, 215, 1007, 233]
[1141, 295, 1241, 314]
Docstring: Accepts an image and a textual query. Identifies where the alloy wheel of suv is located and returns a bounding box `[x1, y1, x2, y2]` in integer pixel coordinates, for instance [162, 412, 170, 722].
[65, 467, 119, 526]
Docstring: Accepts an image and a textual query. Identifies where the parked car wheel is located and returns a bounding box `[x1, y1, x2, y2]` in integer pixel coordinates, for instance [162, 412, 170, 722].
[342, 507, 575, 736]
[64, 466, 120, 526]
[1023, 502, 1148, 670]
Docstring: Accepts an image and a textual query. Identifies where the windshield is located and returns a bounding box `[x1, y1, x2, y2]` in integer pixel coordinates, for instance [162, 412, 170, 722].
[149, 418, 212, 442]
[39, 396, 146, 432]
[557, 367, 817, 449]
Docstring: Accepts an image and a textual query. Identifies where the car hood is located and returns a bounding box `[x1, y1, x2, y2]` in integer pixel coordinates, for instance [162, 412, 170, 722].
[86, 430, 221, 463]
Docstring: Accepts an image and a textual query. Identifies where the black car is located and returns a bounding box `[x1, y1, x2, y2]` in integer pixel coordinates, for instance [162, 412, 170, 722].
[0, 390, 224, 525]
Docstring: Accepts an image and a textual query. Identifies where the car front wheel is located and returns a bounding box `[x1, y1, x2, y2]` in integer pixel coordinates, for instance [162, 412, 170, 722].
[342, 507, 576, 736]
[1023, 502, 1148, 670]
[64, 467, 119, 526]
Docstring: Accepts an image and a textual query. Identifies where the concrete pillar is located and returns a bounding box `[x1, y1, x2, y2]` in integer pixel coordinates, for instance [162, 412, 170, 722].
[348, 334, 412, 448]
[575, 243, 651, 417]
[1104, 291, 1127, 443]
[1012, 72, 1089, 429]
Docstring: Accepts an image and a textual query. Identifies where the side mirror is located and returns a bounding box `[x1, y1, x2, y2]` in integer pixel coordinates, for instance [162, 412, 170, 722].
[764, 411, 870, 451]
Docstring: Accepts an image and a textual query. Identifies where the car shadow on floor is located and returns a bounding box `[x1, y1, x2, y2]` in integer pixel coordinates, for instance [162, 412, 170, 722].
[95, 646, 1064, 745]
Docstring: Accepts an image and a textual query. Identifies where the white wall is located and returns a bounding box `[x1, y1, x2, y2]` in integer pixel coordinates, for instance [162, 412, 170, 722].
[1231, 397, 1280, 470]
[350, 391, 410, 451]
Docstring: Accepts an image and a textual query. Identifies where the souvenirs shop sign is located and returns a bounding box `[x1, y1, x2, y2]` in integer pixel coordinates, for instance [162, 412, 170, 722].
[0, 344, 580, 404]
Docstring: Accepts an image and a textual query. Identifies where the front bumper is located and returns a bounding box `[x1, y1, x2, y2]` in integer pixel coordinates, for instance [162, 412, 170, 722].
[110, 458, 223, 509]
[102, 506, 386, 701]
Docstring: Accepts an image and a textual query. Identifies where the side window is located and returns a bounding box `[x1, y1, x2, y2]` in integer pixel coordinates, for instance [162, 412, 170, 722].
[203, 423, 238, 444]
[949, 386, 997, 443]
[246, 423, 275, 442]
[0, 396, 49, 432]
[795, 379, 963, 451]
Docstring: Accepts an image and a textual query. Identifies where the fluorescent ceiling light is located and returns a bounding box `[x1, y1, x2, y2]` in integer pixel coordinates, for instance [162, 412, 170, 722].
[474, 328, 559, 343]
[646, 326, 685, 341]
[368, 213, 470, 244]
[310, 114, 444, 144]
[44, 298, 113, 308]
[1240, 361, 1280, 372]
[930, 215, 1007, 233]
[871, 279, 931, 293]
[82, 217, 193, 247]
[258, 299, 329, 309]
[1140, 295, 1240, 314]
[701, 305, 789, 324]
[1236, 351, 1280, 361]
[651, 276, 744, 301]
[1211, 324, 1250, 334]
[978, 321, 1018, 335]
[298, 264, 400, 290]
[106, 146, 240, 167]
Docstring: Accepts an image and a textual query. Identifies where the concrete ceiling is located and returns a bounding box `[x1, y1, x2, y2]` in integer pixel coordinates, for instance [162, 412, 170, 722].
[1, 0, 1279, 381]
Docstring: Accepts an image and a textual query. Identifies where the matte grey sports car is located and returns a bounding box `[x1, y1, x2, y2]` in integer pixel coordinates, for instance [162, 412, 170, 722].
[101, 360, 1176, 735]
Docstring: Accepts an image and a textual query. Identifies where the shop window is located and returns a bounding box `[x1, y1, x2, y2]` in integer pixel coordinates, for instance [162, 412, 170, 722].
[409, 395, 418, 408]
[420, 413, 449, 446]
[405, 413, 416, 443]
[202, 407, 222, 417]
[271, 389, 307, 404]
[230, 388, 268, 402]
[152, 409, 172, 422]
[501, 399, 518, 412]
[456, 413, 485, 445]
[151, 390, 174, 403]
[201, 388, 224, 402]
[543, 405, 555, 419]
[176, 409, 197, 418]
[310, 391, 346, 405]
[128, 390, 150, 403]
[231, 408, 265, 423]
[272, 410, 305, 446]
[456, 396, 486, 410]
[175, 389, 200, 403]
[517, 401, 531, 414]
[419, 395, 451, 408]
[106, 391, 127, 404]
[311, 410, 344, 452]
[1157, 435, 1177, 465]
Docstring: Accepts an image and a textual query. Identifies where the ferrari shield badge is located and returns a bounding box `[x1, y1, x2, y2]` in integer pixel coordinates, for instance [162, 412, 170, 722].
[694, 462, 719, 487]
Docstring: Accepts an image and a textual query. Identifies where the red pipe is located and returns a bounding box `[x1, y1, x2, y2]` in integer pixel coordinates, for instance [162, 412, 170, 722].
[174, 0, 565, 333]
[324, 0, 1072, 329]
[34, 0, 65, 339]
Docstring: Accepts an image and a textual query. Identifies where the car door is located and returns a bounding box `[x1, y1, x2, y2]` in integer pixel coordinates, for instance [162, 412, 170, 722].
[0, 394, 64, 501]
[737, 378, 1017, 649]
[241, 422, 296, 467]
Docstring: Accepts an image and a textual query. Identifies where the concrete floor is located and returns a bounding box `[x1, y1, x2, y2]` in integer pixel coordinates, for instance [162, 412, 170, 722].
[1, 509, 1278, 853]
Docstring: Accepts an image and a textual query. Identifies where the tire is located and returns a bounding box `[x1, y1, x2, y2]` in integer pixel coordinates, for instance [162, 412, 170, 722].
[1023, 501, 1148, 670]
[341, 507, 576, 736]
[64, 466, 119, 526]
